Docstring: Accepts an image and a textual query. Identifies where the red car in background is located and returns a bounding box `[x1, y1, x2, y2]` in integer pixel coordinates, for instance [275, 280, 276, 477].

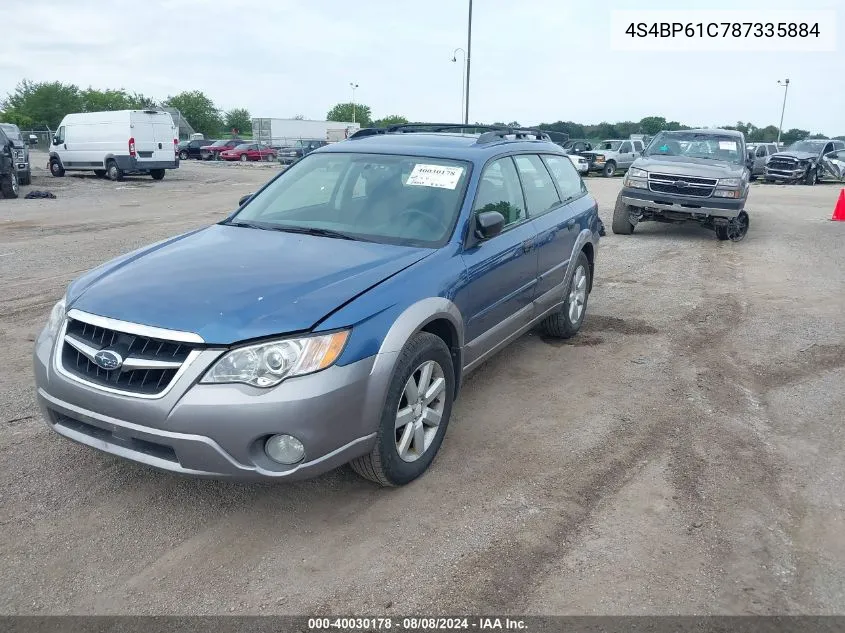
[200, 139, 245, 160]
[219, 143, 277, 162]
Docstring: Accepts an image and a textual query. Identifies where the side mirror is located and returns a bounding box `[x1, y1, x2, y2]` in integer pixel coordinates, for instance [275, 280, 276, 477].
[475, 211, 505, 240]
[238, 194, 252, 206]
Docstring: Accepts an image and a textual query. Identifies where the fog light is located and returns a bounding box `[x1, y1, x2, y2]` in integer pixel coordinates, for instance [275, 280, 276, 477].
[265, 434, 305, 464]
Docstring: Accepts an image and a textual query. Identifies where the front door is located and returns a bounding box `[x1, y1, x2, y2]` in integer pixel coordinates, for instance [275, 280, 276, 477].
[458, 156, 538, 370]
[618, 140, 636, 168]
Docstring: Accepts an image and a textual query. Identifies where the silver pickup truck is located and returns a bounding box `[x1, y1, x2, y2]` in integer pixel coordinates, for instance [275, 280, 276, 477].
[582, 138, 645, 177]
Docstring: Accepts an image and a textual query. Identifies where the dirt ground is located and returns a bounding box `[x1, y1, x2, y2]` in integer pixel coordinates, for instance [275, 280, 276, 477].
[1, 152, 844, 615]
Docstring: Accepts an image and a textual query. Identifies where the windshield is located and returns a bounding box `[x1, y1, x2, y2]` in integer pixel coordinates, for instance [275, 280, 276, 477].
[0, 123, 22, 141]
[229, 152, 471, 247]
[786, 141, 826, 153]
[210, 140, 229, 147]
[644, 131, 744, 165]
[597, 141, 622, 151]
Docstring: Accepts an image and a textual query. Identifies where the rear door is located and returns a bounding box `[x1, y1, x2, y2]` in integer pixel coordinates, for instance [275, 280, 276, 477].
[150, 113, 176, 163]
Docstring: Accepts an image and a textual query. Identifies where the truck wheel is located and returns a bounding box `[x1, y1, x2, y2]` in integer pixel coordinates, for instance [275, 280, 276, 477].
[349, 332, 455, 487]
[150, 169, 165, 181]
[1, 170, 19, 199]
[19, 169, 31, 186]
[50, 159, 65, 177]
[715, 211, 749, 242]
[106, 160, 124, 182]
[94, 170, 106, 178]
[602, 161, 617, 177]
[611, 195, 635, 234]
[804, 168, 817, 186]
[541, 251, 591, 339]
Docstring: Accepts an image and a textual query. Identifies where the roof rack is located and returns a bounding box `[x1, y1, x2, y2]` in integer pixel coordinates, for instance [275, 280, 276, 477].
[346, 122, 552, 145]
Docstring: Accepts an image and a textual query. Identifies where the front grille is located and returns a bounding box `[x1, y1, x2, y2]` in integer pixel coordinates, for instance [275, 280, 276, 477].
[767, 158, 799, 171]
[60, 317, 197, 395]
[648, 173, 716, 198]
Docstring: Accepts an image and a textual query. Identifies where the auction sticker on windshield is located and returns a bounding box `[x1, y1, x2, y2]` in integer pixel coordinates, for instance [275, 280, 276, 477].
[719, 140, 738, 151]
[406, 164, 463, 189]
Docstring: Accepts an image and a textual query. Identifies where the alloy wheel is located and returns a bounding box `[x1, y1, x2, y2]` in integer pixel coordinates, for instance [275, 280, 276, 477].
[568, 265, 588, 323]
[394, 360, 446, 463]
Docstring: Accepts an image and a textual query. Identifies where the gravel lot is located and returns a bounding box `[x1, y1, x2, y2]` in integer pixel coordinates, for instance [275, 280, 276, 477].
[2, 152, 844, 615]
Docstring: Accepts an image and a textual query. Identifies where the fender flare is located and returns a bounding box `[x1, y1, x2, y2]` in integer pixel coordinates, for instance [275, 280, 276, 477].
[564, 227, 599, 294]
[48, 151, 64, 167]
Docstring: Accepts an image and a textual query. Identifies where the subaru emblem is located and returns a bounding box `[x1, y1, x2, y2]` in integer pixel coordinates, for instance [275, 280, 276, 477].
[93, 350, 123, 371]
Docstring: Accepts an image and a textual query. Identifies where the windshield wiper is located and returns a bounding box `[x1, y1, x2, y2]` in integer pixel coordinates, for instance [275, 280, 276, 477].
[265, 225, 366, 241]
[223, 220, 271, 230]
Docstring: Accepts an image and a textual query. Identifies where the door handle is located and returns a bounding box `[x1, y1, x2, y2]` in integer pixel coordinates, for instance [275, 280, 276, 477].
[63, 144, 67, 150]
[522, 239, 534, 253]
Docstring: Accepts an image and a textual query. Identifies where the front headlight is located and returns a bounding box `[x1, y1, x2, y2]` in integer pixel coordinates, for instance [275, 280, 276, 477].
[45, 299, 66, 338]
[201, 330, 350, 388]
[628, 167, 648, 179]
[718, 178, 742, 187]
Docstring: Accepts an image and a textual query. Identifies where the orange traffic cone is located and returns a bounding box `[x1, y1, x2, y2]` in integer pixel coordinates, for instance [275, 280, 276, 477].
[833, 189, 845, 221]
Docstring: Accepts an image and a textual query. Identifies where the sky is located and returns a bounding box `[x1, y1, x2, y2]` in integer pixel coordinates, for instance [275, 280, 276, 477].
[2, 0, 843, 134]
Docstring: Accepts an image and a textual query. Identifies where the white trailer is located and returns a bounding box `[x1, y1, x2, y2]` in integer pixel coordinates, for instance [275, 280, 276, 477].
[252, 118, 359, 147]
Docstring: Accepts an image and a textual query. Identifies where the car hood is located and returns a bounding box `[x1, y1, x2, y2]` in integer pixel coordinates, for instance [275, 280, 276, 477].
[634, 155, 745, 178]
[770, 151, 817, 160]
[67, 224, 432, 345]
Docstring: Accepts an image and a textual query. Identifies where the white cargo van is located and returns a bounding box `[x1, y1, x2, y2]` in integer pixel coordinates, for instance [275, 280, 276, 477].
[49, 110, 179, 181]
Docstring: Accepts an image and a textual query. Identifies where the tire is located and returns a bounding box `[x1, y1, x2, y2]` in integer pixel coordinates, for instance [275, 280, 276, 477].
[266, 154, 275, 162]
[240, 154, 249, 162]
[804, 168, 817, 186]
[541, 251, 591, 339]
[150, 169, 165, 180]
[50, 159, 65, 177]
[611, 195, 635, 235]
[1, 170, 19, 199]
[106, 160, 124, 182]
[179, 150, 188, 160]
[602, 161, 616, 177]
[349, 332, 455, 487]
[18, 169, 31, 186]
[94, 170, 107, 178]
[715, 211, 749, 242]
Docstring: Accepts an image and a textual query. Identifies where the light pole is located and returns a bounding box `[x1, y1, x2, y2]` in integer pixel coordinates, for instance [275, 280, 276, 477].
[776, 78, 789, 147]
[350, 82, 359, 124]
[464, 0, 472, 125]
[451, 48, 466, 123]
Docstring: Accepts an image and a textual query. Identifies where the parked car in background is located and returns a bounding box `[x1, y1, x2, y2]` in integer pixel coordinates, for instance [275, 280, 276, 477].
[568, 153, 589, 175]
[178, 138, 213, 160]
[0, 125, 21, 198]
[33, 123, 600, 486]
[49, 109, 179, 181]
[765, 139, 845, 185]
[219, 143, 277, 162]
[561, 139, 593, 156]
[746, 143, 779, 179]
[0, 123, 32, 185]
[278, 139, 328, 165]
[613, 128, 750, 241]
[582, 138, 644, 177]
[200, 139, 245, 160]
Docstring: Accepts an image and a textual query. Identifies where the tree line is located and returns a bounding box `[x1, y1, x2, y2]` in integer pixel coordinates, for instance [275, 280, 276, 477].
[3, 80, 842, 145]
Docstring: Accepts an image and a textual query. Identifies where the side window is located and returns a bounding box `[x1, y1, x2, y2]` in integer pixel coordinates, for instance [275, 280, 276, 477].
[835, 141, 845, 151]
[822, 142, 834, 155]
[633, 141, 644, 152]
[513, 154, 561, 216]
[472, 157, 526, 227]
[55, 126, 66, 145]
[542, 155, 585, 200]
[619, 141, 632, 153]
[756, 146, 767, 157]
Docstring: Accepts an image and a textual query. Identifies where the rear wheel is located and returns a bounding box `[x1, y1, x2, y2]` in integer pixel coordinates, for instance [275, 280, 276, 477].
[349, 332, 455, 486]
[106, 160, 124, 182]
[611, 195, 635, 234]
[265, 153, 275, 162]
[150, 169, 165, 180]
[603, 161, 616, 177]
[541, 251, 591, 339]
[50, 159, 65, 177]
[1, 170, 19, 199]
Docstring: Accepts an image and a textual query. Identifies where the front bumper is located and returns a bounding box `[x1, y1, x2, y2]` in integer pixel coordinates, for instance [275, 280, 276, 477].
[33, 320, 387, 480]
[765, 167, 806, 181]
[620, 187, 744, 220]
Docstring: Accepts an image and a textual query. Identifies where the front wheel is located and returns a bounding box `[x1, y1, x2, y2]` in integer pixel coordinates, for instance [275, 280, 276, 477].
[18, 169, 31, 186]
[349, 332, 455, 486]
[179, 150, 188, 160]
[50, 159, 65, 177]
[715, 211, 749, 242]
[240, 154, 249, 162]
[611, 195, 635, 234]
[603, 161, 616, 177]
[541, 251, 591, 339]
[804, 168, 817, 186]
[265, 154, 275, 162]
[0, 170, 19, 199]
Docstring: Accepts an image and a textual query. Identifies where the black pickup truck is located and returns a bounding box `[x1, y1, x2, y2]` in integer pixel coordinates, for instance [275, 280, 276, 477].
[0, 126, 21, 198]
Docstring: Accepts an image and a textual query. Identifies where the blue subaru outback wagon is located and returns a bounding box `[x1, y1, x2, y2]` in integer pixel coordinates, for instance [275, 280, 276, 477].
[33, 124, 601, 486]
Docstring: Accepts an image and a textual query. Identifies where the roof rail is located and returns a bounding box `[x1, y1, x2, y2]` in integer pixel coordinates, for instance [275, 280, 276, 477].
[346, 122, 552, 144]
